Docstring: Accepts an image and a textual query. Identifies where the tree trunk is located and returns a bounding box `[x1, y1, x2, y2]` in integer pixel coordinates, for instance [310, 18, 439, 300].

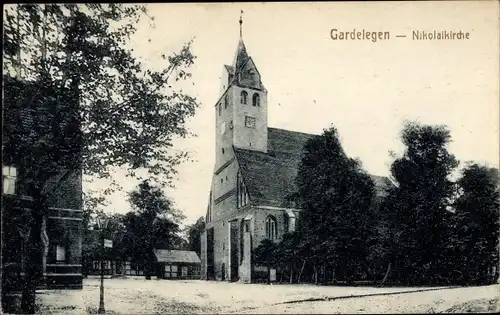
[145, 258, 152, 280]
[21, 193, 46, 314]
[298, 259, 306, 284]
[313, 265, 318, 285]
[267, 265, 271, 285]
[379, 263, 392, 287]
[331, 266, 336, 284]
[290, 267, 294, 284]
[322, 264, 327, 284]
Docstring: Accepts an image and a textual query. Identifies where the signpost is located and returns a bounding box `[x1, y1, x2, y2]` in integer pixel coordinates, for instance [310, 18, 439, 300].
[97, 218, 109, 314]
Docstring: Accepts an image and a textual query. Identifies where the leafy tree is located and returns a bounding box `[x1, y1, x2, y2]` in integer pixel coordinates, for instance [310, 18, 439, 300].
[451, 164, 500, 284]
[3, 4, 199, 312]
[126, 180, 184, 280]
[295, 126, 375, 285]
[275, 231, 301, 283]
[185, 216, 205, 257]
[384, 121, 458, 285]
[253, 239, 279, 284]
[370, 188, 402, 286]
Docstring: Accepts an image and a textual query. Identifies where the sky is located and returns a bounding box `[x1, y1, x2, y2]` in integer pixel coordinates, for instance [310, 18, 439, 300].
[88, 1, 500, 226]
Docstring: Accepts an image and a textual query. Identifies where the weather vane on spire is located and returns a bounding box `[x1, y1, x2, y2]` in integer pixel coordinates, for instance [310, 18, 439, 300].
[239, 10, 244, 38]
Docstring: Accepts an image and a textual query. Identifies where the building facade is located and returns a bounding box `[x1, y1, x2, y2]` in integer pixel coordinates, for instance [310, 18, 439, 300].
[200, 24, 394, 283]
[154, 250, 201, 280]
[2, 76, 83, 294]
[87, 250, 201, 280]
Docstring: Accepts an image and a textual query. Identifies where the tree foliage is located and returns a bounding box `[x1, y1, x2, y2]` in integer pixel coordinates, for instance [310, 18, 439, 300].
[383, 121, 459, 285]
[3, 4, 199, 312]
[295, 126, 375, 284]
[448, 163, 500, 284]
[185, 216, 205, 257]
[125, 180, 184, 280]
[253, 239, 279, 284]
[269, 121, 497, 287]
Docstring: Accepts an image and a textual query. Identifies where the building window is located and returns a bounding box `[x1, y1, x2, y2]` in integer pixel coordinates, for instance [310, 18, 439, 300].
[3, 165, 17, 195]
[237, 171, 248, 208]
[244, 116, 256, 129]
[252, 93, 260, 107]
[224, 94, 229, 109]
[265, 216, 277, 241]
[218, 104, 221, 116]
[240, 91, 248, 104]
[56, 245, 66, 263]
[222, 148, 225, 154]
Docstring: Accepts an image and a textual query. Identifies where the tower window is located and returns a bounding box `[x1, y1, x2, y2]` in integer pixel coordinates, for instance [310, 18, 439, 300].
[240, 91, 248, 105]
[218, 104, 221, 116]
[222, 148, 225, 154]
[252, 93, 260, 107]
[224, 94, 229, 109]
[265, 216, 277, 241]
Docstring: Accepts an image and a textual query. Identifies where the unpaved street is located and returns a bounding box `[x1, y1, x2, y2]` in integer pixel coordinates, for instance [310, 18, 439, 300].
[36, 277, 499, 314]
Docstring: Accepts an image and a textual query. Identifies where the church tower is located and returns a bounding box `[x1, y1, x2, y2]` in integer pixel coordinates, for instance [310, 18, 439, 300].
[215, 14, 268, 170]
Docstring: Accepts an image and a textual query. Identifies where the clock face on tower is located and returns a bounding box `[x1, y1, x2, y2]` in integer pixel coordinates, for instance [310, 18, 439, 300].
[245, 116, 256, 128]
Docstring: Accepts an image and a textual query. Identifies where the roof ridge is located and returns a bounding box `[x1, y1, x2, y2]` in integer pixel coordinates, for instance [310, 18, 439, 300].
[267, 127, 319, 137]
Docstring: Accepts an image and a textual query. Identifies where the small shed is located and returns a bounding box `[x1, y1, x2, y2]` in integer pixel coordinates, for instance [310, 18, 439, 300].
[154, 249, 201, 280]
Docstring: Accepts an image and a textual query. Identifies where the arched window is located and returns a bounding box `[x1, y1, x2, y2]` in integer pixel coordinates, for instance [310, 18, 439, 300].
[237, 171, 248, 208]
[265, 216, 277, 241]
[252, 93, 260, 107]
[240, 91, 248, 105]
[224, 94, 229, 109]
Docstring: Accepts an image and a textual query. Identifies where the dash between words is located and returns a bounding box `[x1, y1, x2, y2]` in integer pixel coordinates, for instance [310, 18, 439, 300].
[330, 29, 471, 42]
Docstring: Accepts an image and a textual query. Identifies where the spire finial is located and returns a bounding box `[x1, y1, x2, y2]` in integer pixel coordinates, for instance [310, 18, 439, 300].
[239, 10, 244, 38]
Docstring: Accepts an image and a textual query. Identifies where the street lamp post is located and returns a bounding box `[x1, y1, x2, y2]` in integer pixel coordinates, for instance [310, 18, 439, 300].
[97, 217, 109, 314]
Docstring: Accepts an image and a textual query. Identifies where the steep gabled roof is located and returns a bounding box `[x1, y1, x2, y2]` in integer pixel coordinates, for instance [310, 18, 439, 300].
[233, 127, 395, 208]
[154, 250, 201, 264]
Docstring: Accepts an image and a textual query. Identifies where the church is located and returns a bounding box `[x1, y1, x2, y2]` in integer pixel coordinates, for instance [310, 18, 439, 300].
[199, 17, 393, 283]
